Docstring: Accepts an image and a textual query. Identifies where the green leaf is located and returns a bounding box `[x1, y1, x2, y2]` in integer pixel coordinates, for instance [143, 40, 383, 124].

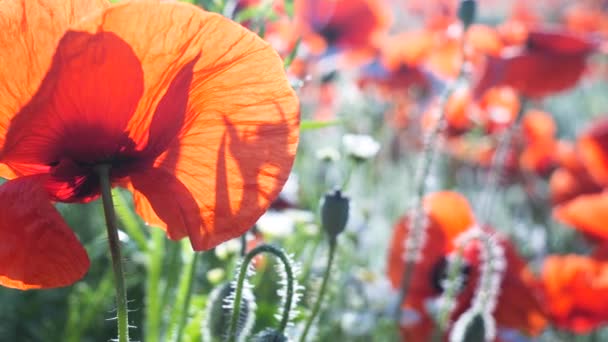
[300, 119, 342, 131]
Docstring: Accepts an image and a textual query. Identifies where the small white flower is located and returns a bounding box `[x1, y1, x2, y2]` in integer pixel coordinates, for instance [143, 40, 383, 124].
[342, 134, 381, 160]
[256, 210, 295, 238]
[316, 146, 341, 162]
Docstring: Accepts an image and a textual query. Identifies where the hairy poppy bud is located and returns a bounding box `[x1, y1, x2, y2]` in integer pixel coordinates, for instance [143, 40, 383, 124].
[321, 189, 350, 241]
[251, 328, 288, 342]
[450, 311, 494, 342]
[458, 0, 476, 30]
[202, 282, 255, 342]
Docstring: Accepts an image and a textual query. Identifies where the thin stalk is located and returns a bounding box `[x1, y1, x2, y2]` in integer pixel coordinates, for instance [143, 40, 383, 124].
[173, 251, 199, 342]
[394, 18, 473, 319]
[112, 188, 148, 252]
[96, 164, 130, 342]
[393, 79, 458, 319]
[145, 229, 165, 342]
[166, 245, 199, 342]
[299, 239, 337, 342]
[477, 98, 527, 223]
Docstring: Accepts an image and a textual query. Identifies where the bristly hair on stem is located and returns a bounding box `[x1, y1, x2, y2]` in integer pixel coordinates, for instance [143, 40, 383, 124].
[394, 0, 479, 321]
[226, 244, 301, 342]
[96, 164, 130, 342]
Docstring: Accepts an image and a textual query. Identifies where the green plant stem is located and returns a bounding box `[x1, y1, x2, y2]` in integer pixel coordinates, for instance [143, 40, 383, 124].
[145, 229, 165, 342]
[393, 78, 459, 320]
[113, 188, 148, 252]
[96, 164, 130, 342]
[173, 250, 199, 342]
[166, 244, 199, 341]
[227, 244, 297, 341]
[299, 239, 337, 342]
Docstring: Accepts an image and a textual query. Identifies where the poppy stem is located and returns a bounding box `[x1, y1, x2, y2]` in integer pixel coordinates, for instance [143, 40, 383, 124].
[393, 77, 458, 320]
[96, 164, 130, 342]
[227, 244, 297, 341]
[299, 238, 336, 342]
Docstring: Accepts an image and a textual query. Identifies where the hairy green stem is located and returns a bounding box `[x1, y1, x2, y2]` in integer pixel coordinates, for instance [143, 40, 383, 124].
[145, 229, 165, 342]
[96, 164, 130, 342]
[299, 239, 336, 342]
[227, 244, 297, 341]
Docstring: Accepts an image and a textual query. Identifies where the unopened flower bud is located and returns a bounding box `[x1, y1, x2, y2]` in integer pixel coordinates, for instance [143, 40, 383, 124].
[321, 189, 350, 241]
[450, 311, 494, 342]
[458, 0, 477, 30]
[202, 282, 255, 342]
[251, 328, 288, 342]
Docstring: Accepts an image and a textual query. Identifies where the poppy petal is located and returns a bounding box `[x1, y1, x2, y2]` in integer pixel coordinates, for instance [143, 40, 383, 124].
[130, 168, 198, 241]
[0, 0, 108, 152]
[2, 29, 144, 166]
[0, 163, 17, 180]
[46, 2, 299, 250]
[423, 191, 476, 243]
[554, 192, 608, 240]
[579, 119, 608, 186]
[0, 176, 89, 289]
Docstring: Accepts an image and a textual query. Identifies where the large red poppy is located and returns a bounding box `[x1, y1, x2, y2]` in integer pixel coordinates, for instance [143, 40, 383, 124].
[387, 191, 546, 341]
[0, 1, 299, 289]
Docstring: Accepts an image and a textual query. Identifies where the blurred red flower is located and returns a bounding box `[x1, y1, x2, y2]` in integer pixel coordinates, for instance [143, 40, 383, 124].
[540, 253, 608, 333]
[474, 29, 597, 98]
[387, 191, 546, 341]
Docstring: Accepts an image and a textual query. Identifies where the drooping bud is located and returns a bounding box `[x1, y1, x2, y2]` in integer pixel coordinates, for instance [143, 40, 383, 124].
[251, 328, 289, 342]
[458, 0, 477, 30]
[320, 189, 350, 241]
[450, 311, 494, 342]
[202, 281, 256, 342]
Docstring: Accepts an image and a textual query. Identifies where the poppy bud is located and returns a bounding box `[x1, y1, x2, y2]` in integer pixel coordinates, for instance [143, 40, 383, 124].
[321, 189, 350, 241]
[458, 0, 477, 30]
[450, 310, 494, 342]
[251, 328, 288, 342]
[202, 282, 256, 342]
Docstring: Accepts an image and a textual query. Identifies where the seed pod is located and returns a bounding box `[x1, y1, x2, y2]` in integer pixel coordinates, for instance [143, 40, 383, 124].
[458, 0, 477, 30]
[320, 189, 350, 241]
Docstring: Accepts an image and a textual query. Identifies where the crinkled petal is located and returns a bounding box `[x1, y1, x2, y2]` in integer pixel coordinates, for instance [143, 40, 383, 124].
[68, 2, 300, 250]
[0, 0, 108, 152]
[130, 168, 198, 241]
[0, 176, 89, 289]
[2, 29, 144, 166]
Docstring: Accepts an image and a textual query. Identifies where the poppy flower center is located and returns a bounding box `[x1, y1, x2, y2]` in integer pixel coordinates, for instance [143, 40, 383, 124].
[430, 257, 472, 294]
[44, 134, 150, 203]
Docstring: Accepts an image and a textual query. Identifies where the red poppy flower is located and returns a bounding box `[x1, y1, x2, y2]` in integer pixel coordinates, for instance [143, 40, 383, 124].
[0, 1, 299, 289]
[387, 191, 545, 341]
[564, 2, 608, 38]
[474, 29, 597, 98]
[519, 110, 558, 174]
[579, 117, 608, 187]
[294, 0, 390, 55]
[387, 191, 475, 342]
[554, 192, 608, 241]
[540, 254, 608, 333]
[550, 141, 603, 205]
